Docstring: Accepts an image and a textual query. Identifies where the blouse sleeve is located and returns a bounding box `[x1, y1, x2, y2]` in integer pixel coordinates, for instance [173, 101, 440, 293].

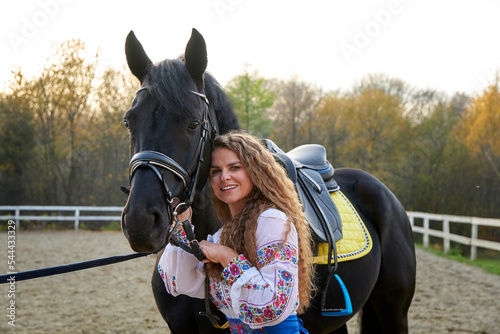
[222, 209, 300, 328]
[157, 227, 206, 299]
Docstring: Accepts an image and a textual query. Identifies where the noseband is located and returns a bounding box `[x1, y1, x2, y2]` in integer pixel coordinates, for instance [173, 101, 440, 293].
[126, 88, 218, 253]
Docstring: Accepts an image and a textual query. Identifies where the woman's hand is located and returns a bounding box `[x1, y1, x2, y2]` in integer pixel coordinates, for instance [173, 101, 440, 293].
[199, 240, 239, 267]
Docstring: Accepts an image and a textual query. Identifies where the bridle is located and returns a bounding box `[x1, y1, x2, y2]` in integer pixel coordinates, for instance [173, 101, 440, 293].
[125, 87, 218, 257]
[124, 87, 228, 328]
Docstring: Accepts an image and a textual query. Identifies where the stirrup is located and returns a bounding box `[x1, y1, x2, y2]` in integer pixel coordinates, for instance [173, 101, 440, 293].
[321, 274, 353, 317]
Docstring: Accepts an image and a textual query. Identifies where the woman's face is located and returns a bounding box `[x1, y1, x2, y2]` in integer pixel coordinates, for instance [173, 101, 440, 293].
[209, 147, 254, 217]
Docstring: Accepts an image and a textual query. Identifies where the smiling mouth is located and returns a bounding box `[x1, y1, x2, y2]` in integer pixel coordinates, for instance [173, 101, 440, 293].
[221, 185, 237, 191]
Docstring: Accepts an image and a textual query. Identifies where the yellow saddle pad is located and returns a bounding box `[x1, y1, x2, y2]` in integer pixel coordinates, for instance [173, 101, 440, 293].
[313, 191, 372, 264]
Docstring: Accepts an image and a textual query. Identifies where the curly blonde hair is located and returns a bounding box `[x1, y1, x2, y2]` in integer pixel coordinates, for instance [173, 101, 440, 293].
[206, 131, 315, 313]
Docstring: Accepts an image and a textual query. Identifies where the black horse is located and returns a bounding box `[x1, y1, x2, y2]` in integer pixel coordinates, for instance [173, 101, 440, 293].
[121, 29, 416, 334]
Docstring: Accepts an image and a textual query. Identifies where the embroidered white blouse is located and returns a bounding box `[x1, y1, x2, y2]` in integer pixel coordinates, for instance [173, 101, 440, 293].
[157, 208, 300, 329]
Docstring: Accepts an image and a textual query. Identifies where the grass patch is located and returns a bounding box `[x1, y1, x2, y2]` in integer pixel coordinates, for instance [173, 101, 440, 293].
[103, 221, 121, 231]
[416, 244, 500, 276]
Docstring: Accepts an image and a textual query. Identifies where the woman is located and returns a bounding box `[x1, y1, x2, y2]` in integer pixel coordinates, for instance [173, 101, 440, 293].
[158, 132, 314, 333]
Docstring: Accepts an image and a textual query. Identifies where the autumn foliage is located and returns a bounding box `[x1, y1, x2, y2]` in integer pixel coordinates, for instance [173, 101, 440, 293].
[1, 41, 499, 219]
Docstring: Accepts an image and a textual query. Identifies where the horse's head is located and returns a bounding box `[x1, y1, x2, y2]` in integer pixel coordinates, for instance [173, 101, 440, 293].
[121, 29, 222, 253]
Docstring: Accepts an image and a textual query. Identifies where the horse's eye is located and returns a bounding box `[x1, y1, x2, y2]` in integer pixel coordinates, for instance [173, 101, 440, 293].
[123, 119, 129, 129]
[188, 120, 201, 130]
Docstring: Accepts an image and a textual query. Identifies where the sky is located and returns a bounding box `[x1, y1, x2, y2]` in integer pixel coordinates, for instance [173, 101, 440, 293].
[1, 0, 500, 96]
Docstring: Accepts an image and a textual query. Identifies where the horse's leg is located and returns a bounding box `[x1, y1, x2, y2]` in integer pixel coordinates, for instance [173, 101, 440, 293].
[359, 302, 382, 333]
[366, 206, 415, 333]
[360, 259, 414, 334]
[360, 280, 412, 334]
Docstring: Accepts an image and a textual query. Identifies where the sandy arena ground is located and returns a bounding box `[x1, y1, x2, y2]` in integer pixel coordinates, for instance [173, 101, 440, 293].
[0, 231, 499, 333]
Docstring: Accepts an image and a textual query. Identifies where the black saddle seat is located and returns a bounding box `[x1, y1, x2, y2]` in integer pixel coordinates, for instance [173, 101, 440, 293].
[287, 145, 334, 181]
[287, 144, 338, 192]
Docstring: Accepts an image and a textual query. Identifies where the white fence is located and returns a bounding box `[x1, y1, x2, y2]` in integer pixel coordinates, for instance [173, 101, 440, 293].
[1, 206, 499, 261]
[0, 206, 122, 231]
[408, 211, 500, 260]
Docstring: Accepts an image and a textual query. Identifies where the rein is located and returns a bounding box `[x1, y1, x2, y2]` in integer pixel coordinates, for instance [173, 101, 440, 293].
[0, 252, 150, 284]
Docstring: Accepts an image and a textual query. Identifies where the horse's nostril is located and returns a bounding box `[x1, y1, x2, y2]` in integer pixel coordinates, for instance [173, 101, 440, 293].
[121, 211, 127, 229]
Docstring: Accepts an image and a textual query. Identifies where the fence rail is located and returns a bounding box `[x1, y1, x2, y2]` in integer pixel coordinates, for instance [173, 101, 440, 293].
[407, 211, 500, 260]
[0, 206, 123, 231]
[1, 206, 499, 260]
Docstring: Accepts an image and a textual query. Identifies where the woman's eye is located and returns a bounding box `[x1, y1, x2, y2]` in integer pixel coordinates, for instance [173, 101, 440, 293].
[209, 169, 221, 178]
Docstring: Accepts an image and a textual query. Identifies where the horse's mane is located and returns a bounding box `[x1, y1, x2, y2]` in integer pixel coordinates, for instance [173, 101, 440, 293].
[204, 71, 240, 134]
[144, 58, 239, 134]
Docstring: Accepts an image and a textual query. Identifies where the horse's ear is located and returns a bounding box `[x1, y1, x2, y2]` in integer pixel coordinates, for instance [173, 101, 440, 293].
[184, 28, 207, 83]
[125, 31, 153, 83]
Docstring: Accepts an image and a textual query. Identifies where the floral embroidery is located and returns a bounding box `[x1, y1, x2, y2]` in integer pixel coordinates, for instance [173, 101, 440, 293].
[242, 283, 270, 290]
[209, 278, 232, 310]
[237, 270, 294, 324]
[158, 264, 165, 281]
[171, 227, 189, 247]
[171, 275, 177, 294]
[203, 221, 299, 328]
[228, 319, 266, 333]
[257, 242, 298, 267]
[222, 254, 252, 285]
[159, 263, 178, 295]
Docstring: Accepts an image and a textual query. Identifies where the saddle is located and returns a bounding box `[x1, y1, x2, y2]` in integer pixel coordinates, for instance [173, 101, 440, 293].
[263, 139, 352, 317]
[262, 139, 342, 247]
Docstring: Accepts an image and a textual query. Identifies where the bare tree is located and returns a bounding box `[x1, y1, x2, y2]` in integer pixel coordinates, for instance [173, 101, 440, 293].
[270, 76, 322, 150]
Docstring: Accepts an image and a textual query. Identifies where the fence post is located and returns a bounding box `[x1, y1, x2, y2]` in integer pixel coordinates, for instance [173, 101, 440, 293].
[423, 216, 429, 248]
[443, 219, 450, 254]
[74, 208, 80, 231]
[15, 207, 20, 232]
[470, 219, 478, 261]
